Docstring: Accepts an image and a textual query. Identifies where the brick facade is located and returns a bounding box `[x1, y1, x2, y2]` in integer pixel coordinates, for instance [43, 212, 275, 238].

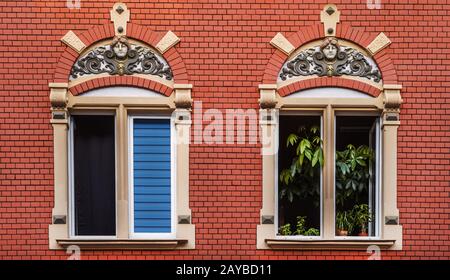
[0, 0, 449, 259]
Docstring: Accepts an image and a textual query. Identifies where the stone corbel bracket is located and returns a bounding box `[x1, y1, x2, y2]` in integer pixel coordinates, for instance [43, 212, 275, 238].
[259, 84, 278, 109]
[174, 84, 193, 109]
[49, 83, 69, 123]
[382, 84, 403, 124]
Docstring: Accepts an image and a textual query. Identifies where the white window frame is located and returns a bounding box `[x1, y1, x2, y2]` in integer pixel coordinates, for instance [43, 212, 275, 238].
[68, 111, 118, 240]
[333, 112, 382, 240]
[257, 86, 403, 250]
[128, 115, 177, 239]
[275, 111, 323, 240]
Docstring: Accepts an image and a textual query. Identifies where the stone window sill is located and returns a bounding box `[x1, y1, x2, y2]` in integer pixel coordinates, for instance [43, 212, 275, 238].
[57, 239, 188, 250]
[265, 239, 395, 250]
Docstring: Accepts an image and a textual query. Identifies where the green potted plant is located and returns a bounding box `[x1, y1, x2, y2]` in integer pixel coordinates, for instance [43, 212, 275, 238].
[279, 126, 324, 203]
[353, 204, 373, 236]
[335, 210, 354, 236]
[278, 216, 320, 236]
[278, 223, 292, 236]
[278, 125, 323, 237]
[335, 144, 374, 209]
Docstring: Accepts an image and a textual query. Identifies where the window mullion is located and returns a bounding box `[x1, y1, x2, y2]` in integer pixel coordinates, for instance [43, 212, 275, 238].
[117, 105, 128, 239]
[322, 105, 335, 239]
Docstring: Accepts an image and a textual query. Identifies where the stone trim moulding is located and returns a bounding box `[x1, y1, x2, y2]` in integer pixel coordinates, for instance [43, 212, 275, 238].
[57, 239, 188, 250]
[49, 83, 69, 109]
[174, 84, 193, 109]
[111, 2, 130, 36]
[48, 80, 194, 250]
[156, 31, 181, 54]
[257, 84, 403, 250]
[265, 239, 395, 250]
[320, 4, 340, 37]
[61, 31, 86, 54]
[270, 33, 295, 56]
[258, 84, 278, 109]
[367, 32, 392, 56]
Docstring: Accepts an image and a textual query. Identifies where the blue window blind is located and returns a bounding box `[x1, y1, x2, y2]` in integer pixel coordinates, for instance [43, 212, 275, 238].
[133, 118, 171, 233]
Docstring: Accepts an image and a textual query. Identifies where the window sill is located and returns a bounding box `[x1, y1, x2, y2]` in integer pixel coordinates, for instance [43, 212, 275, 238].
[265, 239, 395, 250]
[57, 239, 188, 250]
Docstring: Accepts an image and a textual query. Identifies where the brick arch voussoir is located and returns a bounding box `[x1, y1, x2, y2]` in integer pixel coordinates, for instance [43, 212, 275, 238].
[278, 77, 380, 98]
[69, 76, 173, 97]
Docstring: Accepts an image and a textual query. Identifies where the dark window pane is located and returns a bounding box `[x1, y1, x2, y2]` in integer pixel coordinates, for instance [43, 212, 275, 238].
[335, 116, 378, 237]
[278, 115, 322, 236]
[73, 115, 116, 236]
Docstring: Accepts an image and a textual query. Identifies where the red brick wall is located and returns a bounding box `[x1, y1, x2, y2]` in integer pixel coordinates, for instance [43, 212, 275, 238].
[0, 0, 449, 260]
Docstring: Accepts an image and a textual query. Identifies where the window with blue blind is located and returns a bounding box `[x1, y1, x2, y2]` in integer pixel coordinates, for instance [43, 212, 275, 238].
[130, 117, 174, 236]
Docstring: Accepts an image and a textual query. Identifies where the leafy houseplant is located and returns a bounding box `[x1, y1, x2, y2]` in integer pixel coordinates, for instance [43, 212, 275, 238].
[335, 144, 374, 209]
[335, 144, 374, 236]
[353, 204, 373, 236]
[278, 223, 292, 236]
[278, 216, 320, 237]
[278, 126, 323, 238]
[279, 126, 324, 203]
[335, 210, 354, 236]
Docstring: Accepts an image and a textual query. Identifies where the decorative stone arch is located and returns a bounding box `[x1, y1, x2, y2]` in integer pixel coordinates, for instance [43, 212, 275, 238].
[263, 22, 399, 85]
[53, 24, 189, 85]
[257, 4, 403, 250]
[48, 3, 194, 250]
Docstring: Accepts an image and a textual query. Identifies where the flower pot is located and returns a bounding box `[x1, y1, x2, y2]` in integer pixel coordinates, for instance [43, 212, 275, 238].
[336, 229, 348, 236]
[358, 229, 368, 236]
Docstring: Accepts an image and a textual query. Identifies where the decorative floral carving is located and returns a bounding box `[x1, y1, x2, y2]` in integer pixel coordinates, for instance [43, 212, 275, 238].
[70, 36, 173, 81]
[279, 38, 381, 83]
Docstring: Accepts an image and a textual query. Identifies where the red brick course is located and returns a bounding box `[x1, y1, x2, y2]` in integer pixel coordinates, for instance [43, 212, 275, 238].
[0, 0, 449, 260]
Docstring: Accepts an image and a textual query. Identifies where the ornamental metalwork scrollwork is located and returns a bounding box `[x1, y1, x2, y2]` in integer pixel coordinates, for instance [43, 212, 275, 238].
[279, 38, 381, 83]
[70, 36, 173, 81]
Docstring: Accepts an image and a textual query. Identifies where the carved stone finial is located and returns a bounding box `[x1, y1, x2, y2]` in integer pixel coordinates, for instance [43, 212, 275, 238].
[110, 3, 130, 36]
[320, 4, 340, 37]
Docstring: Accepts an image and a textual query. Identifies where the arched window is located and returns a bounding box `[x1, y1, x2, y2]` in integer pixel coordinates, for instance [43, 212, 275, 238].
[257, 5, 403, 250]
[48, 4, 194, 250]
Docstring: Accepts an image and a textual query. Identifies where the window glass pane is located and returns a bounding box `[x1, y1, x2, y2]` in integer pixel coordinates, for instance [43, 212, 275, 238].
[335, 116, 378, 237]
[133, 118, 172, 233]
[278, 115, 322, 237]
[73, 115, 116, 236]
